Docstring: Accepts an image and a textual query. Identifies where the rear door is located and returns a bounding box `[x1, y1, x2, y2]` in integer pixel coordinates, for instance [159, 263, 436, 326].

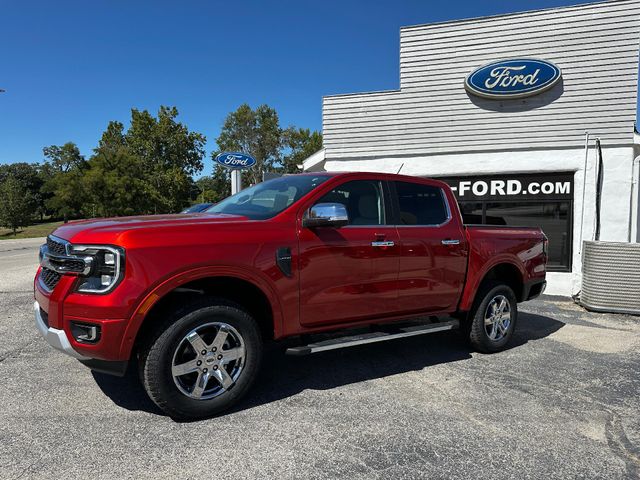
[391, 180, 467, 313]
[298, 179, 401, 326]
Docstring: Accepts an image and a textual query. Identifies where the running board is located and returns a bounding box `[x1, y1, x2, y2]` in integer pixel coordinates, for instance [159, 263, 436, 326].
[285, 319, 459, 356]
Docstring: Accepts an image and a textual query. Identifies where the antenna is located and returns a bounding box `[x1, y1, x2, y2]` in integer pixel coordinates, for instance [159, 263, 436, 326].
[396, 163, 404, 174]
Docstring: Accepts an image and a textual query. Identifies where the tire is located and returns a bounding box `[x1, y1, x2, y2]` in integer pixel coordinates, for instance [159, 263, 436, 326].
[140, 297, 263, 420]
[468, 282, 518, 353]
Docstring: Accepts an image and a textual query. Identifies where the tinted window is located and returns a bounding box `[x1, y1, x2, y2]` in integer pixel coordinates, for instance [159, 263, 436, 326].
[485, 201, 571, 270]
[317, 180, 385, 225]
[458, 202, 483, 224]
[395, 182, 448, 226]
[207, 175, 329, 220]
[458, 200, 572, 271]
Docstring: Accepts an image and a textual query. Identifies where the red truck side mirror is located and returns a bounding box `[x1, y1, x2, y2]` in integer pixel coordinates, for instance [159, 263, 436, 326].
[303, 203, 349, 228]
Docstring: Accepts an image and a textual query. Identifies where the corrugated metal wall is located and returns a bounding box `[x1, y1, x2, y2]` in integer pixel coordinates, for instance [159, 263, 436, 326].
[581, 240, 640, 314]
[323, 0, 640, 159]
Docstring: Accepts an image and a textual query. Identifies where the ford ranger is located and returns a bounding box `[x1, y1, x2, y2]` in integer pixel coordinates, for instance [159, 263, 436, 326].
[34, 172, 547, 420]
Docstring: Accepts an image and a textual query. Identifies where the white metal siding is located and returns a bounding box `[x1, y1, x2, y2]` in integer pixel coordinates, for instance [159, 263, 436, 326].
[323, 0, 640, 159]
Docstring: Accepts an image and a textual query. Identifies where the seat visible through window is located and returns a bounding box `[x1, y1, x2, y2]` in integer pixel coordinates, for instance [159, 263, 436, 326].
[395, 181, 448, 226]
[317, 180, 385, 226]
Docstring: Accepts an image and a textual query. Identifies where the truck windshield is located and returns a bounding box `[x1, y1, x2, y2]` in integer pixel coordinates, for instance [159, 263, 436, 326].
[205, 174, 330, 220]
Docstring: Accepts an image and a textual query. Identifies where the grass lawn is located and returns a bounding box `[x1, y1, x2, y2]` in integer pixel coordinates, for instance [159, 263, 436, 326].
[0, 220, 64, 240]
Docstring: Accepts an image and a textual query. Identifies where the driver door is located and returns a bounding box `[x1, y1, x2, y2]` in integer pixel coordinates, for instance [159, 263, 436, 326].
[298, 179, 400, 327]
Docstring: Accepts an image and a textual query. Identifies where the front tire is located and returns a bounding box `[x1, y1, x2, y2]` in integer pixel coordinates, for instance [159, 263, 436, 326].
[468, 282, 517, 353]
[140, 298, 263, 420]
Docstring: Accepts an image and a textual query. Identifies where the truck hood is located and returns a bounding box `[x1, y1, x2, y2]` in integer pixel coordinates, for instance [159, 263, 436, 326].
[51, 213, 250, 243]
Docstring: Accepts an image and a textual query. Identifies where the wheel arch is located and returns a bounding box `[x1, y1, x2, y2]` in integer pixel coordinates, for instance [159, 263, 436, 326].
[459, 257, 525, 312]
[119, 266, 283, 360]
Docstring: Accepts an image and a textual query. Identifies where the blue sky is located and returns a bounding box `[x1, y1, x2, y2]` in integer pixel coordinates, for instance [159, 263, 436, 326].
[0, 0, 604, 173]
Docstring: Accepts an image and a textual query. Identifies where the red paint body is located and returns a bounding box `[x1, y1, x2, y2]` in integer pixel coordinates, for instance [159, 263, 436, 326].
[34, 172, 546, 362]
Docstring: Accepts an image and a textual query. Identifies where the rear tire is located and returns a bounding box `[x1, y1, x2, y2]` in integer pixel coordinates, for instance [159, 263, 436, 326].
[140, 297, 262, 420]
[468, 282, 517, 353]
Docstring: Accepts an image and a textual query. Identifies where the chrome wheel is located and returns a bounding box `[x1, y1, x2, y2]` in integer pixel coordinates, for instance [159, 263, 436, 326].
[171, 322, 246, 400]
[484, 294, 511, 341]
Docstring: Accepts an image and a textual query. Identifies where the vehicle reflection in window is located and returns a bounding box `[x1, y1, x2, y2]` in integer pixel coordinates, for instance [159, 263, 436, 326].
[206, 175, 330, 220]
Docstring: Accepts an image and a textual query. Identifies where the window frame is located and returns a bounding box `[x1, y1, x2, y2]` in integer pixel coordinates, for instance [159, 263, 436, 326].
[388, 180, 452, 228]
[314, 179, 394, 228]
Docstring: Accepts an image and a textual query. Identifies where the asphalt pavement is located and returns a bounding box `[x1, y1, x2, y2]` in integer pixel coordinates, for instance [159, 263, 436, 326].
[1, 238, 639, 479]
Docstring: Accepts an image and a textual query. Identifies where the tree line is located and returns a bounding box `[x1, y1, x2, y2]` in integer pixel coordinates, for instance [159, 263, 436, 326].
[0, 104, 322, 234]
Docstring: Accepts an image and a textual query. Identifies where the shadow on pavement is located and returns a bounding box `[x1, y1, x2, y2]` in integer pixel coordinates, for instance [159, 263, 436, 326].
[92, 311, 564, 418]
[92, 368, 164, 416]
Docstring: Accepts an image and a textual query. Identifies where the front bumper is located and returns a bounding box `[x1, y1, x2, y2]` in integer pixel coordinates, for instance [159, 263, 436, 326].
[34, 301, 89, 360]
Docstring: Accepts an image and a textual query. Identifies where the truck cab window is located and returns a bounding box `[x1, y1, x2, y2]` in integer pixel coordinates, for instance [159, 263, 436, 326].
[317, 180, 385, 225]
[395, 182, 448, 226]
[207, 174, 330, 220]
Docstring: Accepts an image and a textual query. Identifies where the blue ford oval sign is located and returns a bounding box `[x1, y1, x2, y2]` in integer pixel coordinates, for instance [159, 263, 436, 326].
[465, 59, 562, 99]
[214, 152, 257, 170]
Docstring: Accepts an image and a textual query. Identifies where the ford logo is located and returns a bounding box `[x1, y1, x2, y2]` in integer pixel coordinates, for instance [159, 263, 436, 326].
[214, 152, 257, 170]
[465, 58, 562, 99]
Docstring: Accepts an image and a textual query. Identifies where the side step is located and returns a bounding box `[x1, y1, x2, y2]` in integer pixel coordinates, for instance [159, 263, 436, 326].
[285, 319, 459, 356]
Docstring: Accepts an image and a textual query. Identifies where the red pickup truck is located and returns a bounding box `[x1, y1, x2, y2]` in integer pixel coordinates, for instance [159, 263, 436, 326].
[34, 172, 547, 420]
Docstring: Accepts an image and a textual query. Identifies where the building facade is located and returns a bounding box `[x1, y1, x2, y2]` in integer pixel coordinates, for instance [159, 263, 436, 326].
[305, 0, 640, 296]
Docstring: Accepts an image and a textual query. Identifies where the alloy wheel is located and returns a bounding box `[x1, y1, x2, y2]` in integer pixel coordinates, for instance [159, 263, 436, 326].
[171, 322, 246, 400]
[484, 295, 511, 341]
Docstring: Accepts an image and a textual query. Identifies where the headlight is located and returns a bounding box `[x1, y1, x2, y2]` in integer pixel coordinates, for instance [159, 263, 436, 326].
[68, 245, 125, 294]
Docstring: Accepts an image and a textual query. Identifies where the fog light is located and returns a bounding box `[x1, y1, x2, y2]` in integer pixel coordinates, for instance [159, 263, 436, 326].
[71, 322, 101, 343]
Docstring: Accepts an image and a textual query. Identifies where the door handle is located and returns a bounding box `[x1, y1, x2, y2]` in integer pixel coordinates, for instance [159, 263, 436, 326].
[441, 239, 461, 245]
[371, 241, 395, 247]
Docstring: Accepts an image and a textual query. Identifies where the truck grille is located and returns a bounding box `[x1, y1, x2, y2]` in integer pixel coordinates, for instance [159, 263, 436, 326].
[61, 259, 87, 272]
[40, 267, 62, 291]
[47, 236, 68, 255]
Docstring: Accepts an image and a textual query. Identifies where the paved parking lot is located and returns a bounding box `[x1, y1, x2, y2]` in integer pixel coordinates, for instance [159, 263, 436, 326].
[1, 238, 639, 479]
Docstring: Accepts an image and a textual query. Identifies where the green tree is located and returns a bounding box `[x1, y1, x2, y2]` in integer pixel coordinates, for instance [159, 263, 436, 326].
[194, 167, 230, 204]
[42, 142, 88, 221]
[0, 175, 34, 234]
[42, 143, 86, 172]
[0, 162, 46, 219]
[82, 107, 207, 215]
[282, 127, 323, 174]
[215, 104, 282, 186]
[83, 148, 155, 217]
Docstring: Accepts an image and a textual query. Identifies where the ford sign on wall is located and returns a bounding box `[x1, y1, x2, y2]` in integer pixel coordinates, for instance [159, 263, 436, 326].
[465, 59, 562, 99]
[214, 152, 257, 169]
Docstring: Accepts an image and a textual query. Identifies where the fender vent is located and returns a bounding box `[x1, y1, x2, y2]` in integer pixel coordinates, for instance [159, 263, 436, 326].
[276, 247, 292, 277]
[581, 241, 640, 315]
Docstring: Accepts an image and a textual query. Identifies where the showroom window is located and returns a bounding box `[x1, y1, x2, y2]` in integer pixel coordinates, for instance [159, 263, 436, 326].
[440, 172, 574, 272]
[458, 201, 572, 271]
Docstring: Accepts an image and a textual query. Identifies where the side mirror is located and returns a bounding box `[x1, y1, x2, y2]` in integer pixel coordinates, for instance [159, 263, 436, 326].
[303, 203, 349, 228]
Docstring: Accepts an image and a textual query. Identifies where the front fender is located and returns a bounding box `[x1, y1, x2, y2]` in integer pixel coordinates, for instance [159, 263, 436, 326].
[118, 265, 284, 359]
